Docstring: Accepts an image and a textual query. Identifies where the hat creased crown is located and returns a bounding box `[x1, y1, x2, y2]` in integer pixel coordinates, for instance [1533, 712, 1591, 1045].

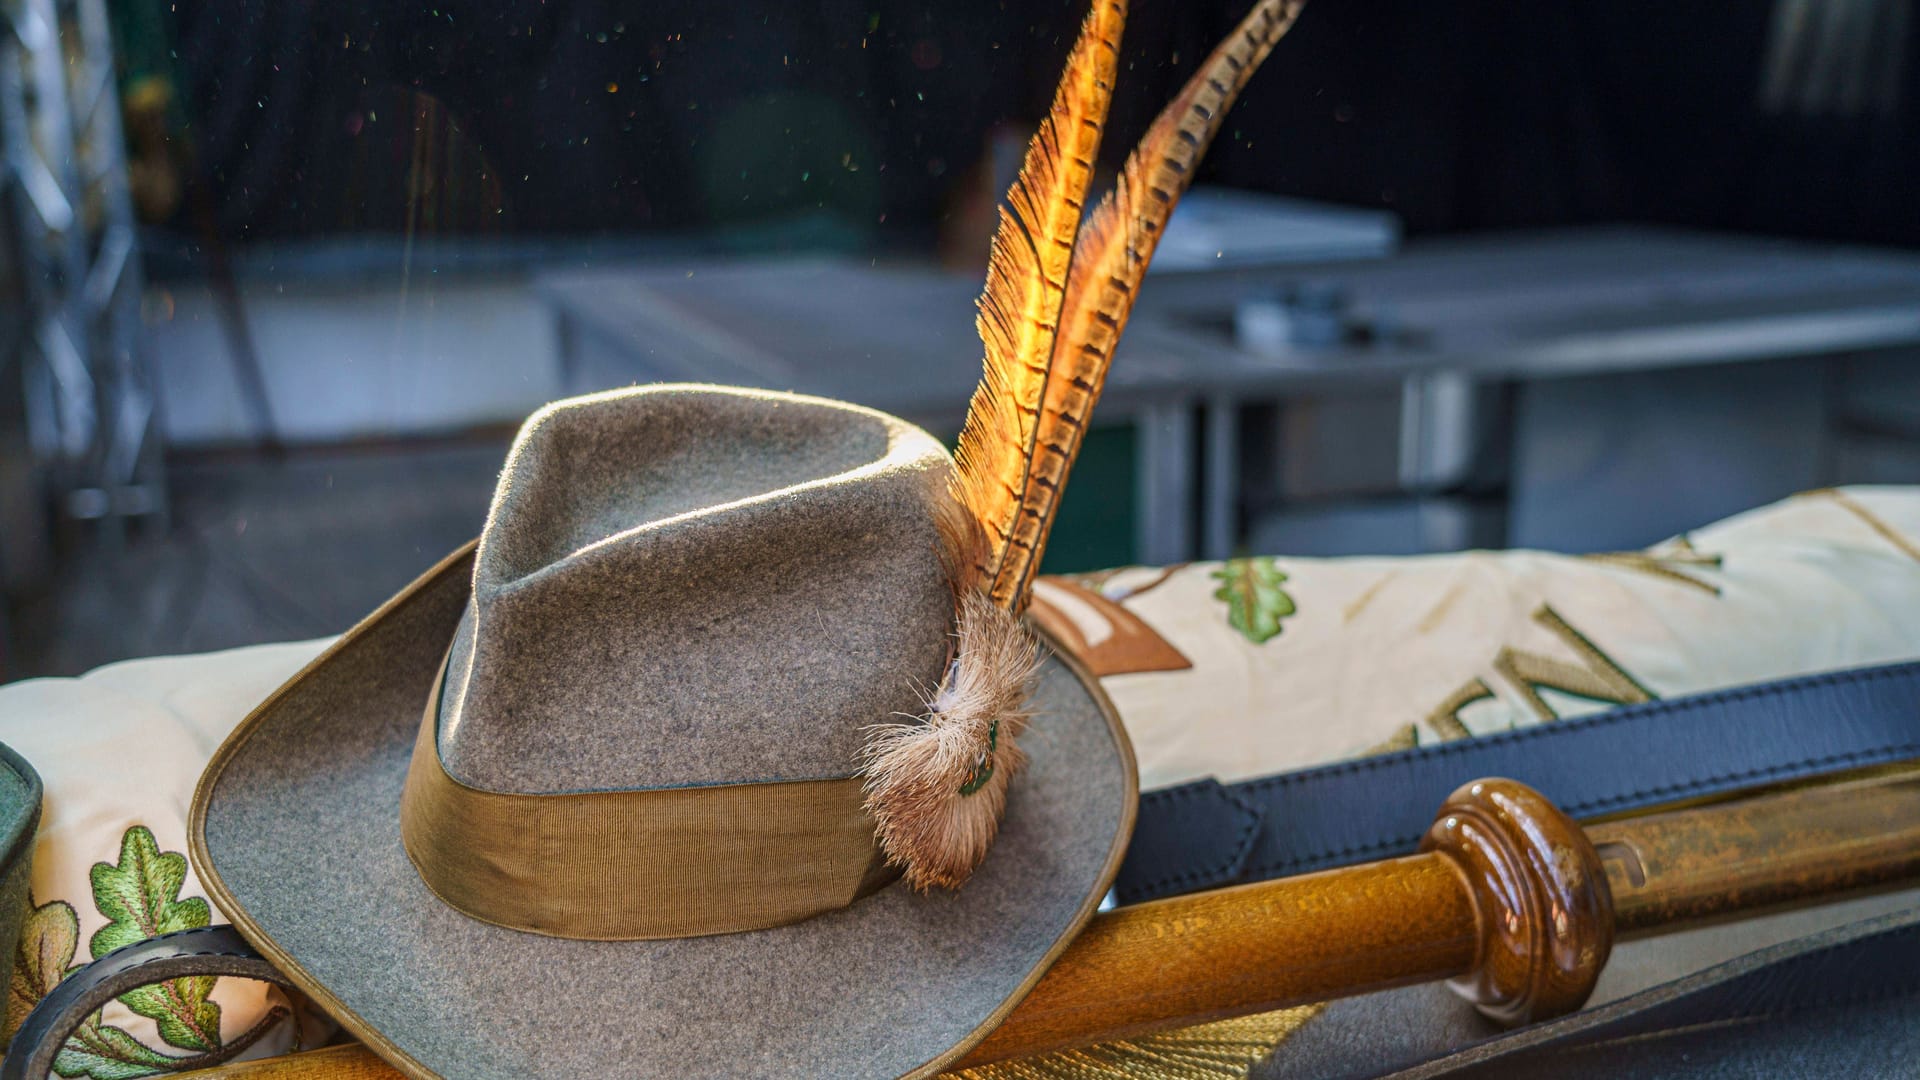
[436, 384, 957, 796]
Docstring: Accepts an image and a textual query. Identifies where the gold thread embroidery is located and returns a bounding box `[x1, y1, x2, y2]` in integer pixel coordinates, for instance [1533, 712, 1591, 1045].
[944, 1006, 1322, 1080]
[1364, 722, 1420, 755]
[1425, 678, 1496, 741]
[1582, 534, 1723, 595]
[1415, 580, 1466, 635]
[1341, 573, 1396, 624]
[1820, 488, 1920, 563]
[1492, 604, 1652, 722]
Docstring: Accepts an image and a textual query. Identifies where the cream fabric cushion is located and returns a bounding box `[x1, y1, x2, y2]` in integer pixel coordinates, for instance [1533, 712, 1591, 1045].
[2, 485, 1919, 1073]
[1031, 486, 1920, 789]
[0, 643, 338, 1071]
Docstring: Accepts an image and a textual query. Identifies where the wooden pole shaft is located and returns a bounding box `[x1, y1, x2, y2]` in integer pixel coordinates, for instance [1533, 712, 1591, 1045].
[181, 770, 1920, 1079]
[957, 853, 1480, 1066]
[959, 777, 1615, 1066]
[1592, 769, 1920, 933]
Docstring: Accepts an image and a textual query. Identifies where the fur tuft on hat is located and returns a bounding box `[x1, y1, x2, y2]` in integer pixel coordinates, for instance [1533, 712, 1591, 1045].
[862, 590, 1037, 890]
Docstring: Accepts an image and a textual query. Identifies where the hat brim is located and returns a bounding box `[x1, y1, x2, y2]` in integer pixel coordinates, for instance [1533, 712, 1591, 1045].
[189, 543, 1138, 1080]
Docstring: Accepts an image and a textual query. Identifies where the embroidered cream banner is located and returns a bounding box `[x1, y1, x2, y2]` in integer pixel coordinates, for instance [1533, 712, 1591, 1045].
[1031, 486, 1920, 791]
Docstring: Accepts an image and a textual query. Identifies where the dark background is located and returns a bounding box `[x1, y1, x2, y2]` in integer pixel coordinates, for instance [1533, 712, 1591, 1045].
[147, 1, 1919, 252]
[12, 0, 1909, 681]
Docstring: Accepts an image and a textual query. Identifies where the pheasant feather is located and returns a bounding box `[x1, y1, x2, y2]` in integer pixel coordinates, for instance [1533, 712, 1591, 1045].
[1006, 0, 1307, 604]
[867, 0, 1306, 891]
[866, 0, 1124, 892]
[950, 0, 1127, 604]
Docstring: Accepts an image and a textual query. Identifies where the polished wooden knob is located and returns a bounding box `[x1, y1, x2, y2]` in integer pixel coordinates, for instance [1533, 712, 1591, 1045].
[1421, 778, 1614, 1025]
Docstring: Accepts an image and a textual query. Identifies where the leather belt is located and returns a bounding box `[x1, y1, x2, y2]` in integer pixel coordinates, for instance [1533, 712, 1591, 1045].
[1114, 659, 1920, 905]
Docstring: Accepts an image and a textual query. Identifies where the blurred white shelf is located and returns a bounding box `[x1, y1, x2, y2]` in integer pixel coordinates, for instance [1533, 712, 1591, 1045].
[1152, 188, 1401, 272]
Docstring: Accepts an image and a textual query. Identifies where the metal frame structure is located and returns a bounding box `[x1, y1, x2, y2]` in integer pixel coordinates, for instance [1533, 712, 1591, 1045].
[0, 0, 161, 560]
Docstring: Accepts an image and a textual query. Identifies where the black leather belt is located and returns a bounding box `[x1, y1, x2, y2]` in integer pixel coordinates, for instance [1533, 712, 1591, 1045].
[0, 926, 294, 1080]
[1114, 659, 1920, 905]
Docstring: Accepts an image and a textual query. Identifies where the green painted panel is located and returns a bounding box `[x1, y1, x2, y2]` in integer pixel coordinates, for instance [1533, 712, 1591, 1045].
[1038, 424, 1135, 574]
[936, 423, 1136, 576]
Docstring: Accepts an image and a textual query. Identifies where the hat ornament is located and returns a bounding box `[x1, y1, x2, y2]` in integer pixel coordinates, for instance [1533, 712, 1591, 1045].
[861, 0, 1308, 890]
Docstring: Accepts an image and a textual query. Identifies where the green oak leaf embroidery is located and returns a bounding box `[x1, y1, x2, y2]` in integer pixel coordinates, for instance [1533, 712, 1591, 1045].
[7, 897, 79, 1041]
[87, 828, 220, 1054]
[53, 1019, 181, 1080]
[1211, 556, 1296, 644]
[7, 895, 174, 1080]
[4, 833, 293, 1078]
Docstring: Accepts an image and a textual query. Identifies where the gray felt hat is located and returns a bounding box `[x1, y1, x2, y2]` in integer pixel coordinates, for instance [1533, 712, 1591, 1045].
[189, 384, 1137, 1079]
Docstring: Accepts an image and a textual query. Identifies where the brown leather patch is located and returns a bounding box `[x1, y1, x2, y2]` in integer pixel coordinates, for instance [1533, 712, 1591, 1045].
[1028, 577, 1193, 678]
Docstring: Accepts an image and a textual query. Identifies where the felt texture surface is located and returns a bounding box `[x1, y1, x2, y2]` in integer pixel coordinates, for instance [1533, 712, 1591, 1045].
[442, 385, 956, 792]
[192, 385, 1135, 1079]
[197, 551, 1133, 1079]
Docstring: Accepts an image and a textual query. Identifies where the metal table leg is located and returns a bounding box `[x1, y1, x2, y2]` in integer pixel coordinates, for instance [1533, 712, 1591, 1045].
[1135, 401, 1196, 566]
[1201, 394, 1240, 560]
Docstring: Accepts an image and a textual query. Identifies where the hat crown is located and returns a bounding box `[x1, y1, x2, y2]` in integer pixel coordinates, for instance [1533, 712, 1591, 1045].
[436, 385, 956, 795]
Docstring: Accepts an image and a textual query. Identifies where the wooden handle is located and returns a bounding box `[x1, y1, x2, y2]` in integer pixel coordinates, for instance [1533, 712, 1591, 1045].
[958, 777, 1608, 1065]
[181, 770, 1920, 1078]
[1419, 778, 1613, 1027]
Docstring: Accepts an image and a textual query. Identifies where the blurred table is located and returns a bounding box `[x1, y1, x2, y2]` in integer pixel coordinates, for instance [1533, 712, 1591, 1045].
[538, 227, 1920, 565]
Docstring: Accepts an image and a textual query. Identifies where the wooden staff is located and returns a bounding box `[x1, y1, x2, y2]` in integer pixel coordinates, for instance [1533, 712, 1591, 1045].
[189, 769, 1920, 1078]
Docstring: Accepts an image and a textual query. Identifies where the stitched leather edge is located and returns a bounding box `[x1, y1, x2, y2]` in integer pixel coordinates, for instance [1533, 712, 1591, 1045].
[1, 926, 293, 1080]
[1120, 780, 1264, 900]
[1125, 661, 1920, 897]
